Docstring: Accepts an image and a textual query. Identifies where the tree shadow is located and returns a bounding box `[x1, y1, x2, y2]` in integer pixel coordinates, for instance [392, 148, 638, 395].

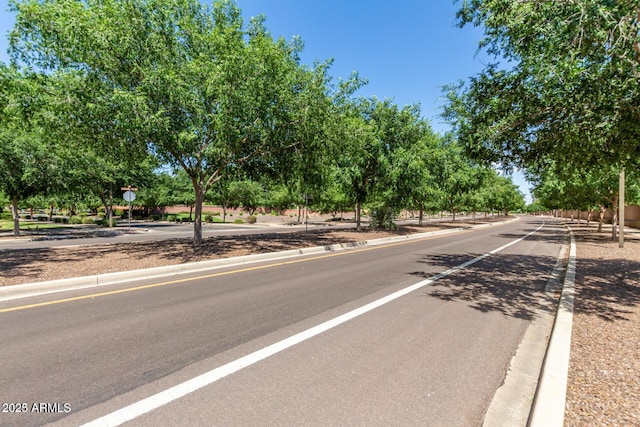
[409, 247, 640, 323]
[1, 226, 452, 285]
[410, 253, 558, 320]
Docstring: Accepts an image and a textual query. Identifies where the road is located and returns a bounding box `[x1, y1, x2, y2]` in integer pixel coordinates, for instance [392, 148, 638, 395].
[0, 222, 339, 250]
[0, 217, 565, 426]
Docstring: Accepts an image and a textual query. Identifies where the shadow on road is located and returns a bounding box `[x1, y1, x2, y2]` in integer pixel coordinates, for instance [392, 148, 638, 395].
[410, 253, 557, 320]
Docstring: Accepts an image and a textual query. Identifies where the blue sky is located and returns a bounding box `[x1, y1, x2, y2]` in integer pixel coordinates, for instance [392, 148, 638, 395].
[0, 0, 532, 202]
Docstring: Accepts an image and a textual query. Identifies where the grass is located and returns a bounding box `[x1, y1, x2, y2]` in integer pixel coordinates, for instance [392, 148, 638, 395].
[0, 220, 68, 231]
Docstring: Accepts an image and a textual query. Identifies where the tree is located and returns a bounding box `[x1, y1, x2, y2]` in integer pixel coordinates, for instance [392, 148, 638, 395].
[332, 98, 438, 230]
[444, 1, 640, 242]
[228, 180, 264, 215]
[10, 0, 333, 244]
[0, 64, 62, 236]
[265, 184, 297, 215]
[531, 161, 640, 238]
[333, 104, 385, 231]
[447, 0, 640, 171]
[430, 140, 485, 221]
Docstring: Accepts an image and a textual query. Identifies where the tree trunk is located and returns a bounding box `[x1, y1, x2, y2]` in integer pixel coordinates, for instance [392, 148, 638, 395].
[598, 206, 605, 232]
[11, 197, 20, 237]
[49, 204, 54, 221]
[100, 191, 114, 227]
[193, 186, 205, 245]
[610, 196, 618, 241]
[419, 208, 424, 226]
[355, 201, 362, 231]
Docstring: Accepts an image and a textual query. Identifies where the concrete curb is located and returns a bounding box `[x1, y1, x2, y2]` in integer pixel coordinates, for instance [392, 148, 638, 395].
[0, 218, 519, 304]
[482, 230, 568, 426]
[527, 225, 576, 426]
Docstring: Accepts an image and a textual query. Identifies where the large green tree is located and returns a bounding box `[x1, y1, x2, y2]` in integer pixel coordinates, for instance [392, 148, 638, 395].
[10, 0, 332, 244]
[0, 64, 62, 236]
[446, 0, 640, 171]
[444, 1, 640, 243]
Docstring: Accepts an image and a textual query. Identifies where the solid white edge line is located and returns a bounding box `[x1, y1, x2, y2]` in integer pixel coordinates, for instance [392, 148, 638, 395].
[82, 221, 545, 427]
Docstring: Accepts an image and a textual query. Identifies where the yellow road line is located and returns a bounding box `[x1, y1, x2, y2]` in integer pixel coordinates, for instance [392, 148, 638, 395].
[1, 228, 479, 314]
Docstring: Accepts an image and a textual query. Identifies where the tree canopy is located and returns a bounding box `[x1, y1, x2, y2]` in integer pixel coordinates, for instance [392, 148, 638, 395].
[445, 0, 640, 172]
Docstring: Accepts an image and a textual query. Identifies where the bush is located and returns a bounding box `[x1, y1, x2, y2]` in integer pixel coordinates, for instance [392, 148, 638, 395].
[53, 217, 68, 224]
[204, 215, 213, 223]
[233, 218, 244, 224]
[213, 211, 221, 216]
[0, 212, 13, 220]
[369, 206, 398, 230]
[69, 216, 83, 224]
[246, 215, 257, 224]
[96, 218, 117, 227]
[82, 217, 95, 224]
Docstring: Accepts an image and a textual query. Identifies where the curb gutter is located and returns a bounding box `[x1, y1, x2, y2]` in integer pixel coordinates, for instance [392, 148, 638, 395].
[527, 225, 576, 426]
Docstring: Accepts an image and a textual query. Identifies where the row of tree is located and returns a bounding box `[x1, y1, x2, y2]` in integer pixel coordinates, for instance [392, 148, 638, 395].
[1, 0, 525, 243]
[445, 0, 640, 242]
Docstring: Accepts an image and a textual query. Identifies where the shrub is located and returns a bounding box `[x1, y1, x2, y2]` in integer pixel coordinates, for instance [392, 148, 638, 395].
[213, 211, 221, 216]
[82, 217, 95, 224]
[0, 212, 13, 220]
[369, 206, 398, 230]
[69, 216, 83, 224]
[204, 215, 213, 223]
[246, 215, 257, 224]
[234, 218, 244, 224]
[97, 218, 117, 227]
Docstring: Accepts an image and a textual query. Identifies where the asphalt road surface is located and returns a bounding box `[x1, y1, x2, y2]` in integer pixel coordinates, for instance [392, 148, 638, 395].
[0, 221, 339, 250]
[0, 217, 566, 426]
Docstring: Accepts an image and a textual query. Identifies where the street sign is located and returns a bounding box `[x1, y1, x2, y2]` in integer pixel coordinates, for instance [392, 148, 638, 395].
[123, 190, 136, 202]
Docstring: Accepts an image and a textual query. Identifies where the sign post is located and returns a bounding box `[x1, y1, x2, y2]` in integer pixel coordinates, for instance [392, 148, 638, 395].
[121, 186, 138, 231]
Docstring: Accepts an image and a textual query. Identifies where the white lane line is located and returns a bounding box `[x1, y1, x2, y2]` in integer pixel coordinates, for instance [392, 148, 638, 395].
[82, 222, 545, 427]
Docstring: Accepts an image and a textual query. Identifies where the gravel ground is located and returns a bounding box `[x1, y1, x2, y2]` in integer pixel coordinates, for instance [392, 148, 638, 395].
[1, 216, 638, 425]
[565, 223, 640, 426]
